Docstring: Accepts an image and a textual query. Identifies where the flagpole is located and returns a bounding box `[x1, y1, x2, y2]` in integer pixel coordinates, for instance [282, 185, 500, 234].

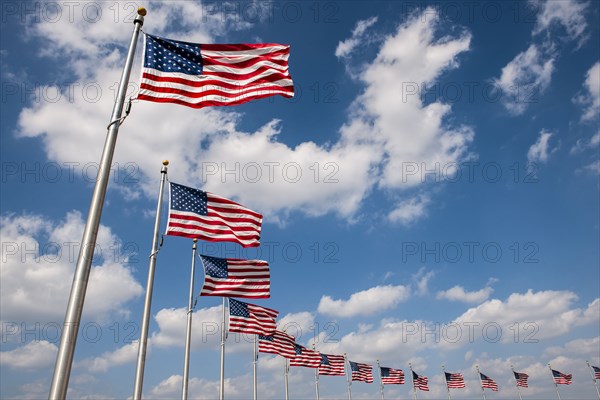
[377, 360, 384, 400]
[181, 239, 197, 400]
[253, 335, 258, 400]
[548, 364, 562, 400]
[48, 8, 146, 400]
[442, 365, 452, 400]
[409, 363, 417, 400]
[587, 360, 600, 400]
[284, 358, 289, 400]
[132, 159, 169, 400]
[345, 354, 352, 400]
[313, 344, 319, 400]
[511, 365, 524, 400]
[475, 365, 487, 400]
[220, 298, 227, 400]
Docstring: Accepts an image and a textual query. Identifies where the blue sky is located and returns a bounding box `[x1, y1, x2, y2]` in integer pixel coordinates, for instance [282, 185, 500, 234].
[1, 1, 599, 399]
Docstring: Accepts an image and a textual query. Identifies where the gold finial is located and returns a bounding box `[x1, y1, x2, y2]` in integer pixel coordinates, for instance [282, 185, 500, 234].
[162, 160, 169, 166]
[138, 7, 147, 16]
[193, 238, 198, 243]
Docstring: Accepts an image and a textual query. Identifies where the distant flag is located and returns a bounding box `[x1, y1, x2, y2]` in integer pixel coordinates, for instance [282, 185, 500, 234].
[514, 371, 530, 387]
[290, 344, 321, 368]
[318, 354, 346, 376]
[552, 369, 573, 385]
[228, 298, 278, 335]
[138, 34, 294, 108]
[350, 361, 373, 383]
[166, 182, 263, 248]
[258, 330, 295, 359]
[480, 373, 499, 391]
[445, 372, 466, 388]
[412, 371, 429, 391]
[199, 255, 270, 298]
[380, 367, 405, 384]
[592, 365, 600, 380]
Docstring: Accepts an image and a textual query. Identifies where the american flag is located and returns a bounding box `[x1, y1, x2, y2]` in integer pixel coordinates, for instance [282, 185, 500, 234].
[445, 372, 466, 388]
[289, 344, 321, 368]
[318, 354, 346, 376]
[138, 34, 294, 108]
[380, 367, 404, 384]
[514, 371, 529, 387]
[412, 371, 429, 391]
[592, 365, 600, 380]
[258, 330, 296, 359]
[167, 182, 263, 248]
[552, 369, 572, 385]
[228, 298, 278, 336]
[350, 361, 373, 383]
[199, 255, 270, 299]
[480, 373, 499, 391]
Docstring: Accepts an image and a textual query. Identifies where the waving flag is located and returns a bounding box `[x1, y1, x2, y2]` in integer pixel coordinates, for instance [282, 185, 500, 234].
[380, 367, 404, 384]
[228, 298, 278, 335]
[412, 371, 429, 391]
[552, 369, 572, 385]
[592, 365, 600, 380]
[480, 373, 499, 391]
[139, 34, 294, 108]
[258, 330, 296, 358]
[167, 182, 263, 248]
[290, 344, 321, 368]
[350, 361, 373, 383]
[199, 255, 270, 298]
[514, 371, 529, 387]
[445, 372, 466, 388]
[318, 354, 345, 376]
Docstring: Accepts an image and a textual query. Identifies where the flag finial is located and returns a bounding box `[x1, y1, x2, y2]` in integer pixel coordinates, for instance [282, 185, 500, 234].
[138, 7, 147, 16]
[162, 160, 169, 166]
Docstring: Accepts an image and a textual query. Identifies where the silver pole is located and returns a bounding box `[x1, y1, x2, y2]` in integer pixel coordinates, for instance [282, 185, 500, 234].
[220, 298, 227, 400]
[376, 360, 384, 400]
[182, 239, 198, 400]
[442, 365, 452, 400]
[253, 336, 258, 400]
[345, 354, 352, 400]
[284, 358, 289, 400]
[511, 365, 523, 400]
[132, 160, 169, 399]
[475, 365, 487, 400]
[548, 364, 562, 400]
[47, 9, 146, 400]
[409, 363, 417, 400]
[314, 344, 319, 400]
[587, 361, 600, 400]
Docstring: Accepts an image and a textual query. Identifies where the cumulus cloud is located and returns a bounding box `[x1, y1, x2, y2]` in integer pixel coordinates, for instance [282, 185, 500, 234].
[317, 285, 410, 318]
[532, 0, 589, 45]
[388, 194, 431, 226]
[335, 16, 378, 58]
[0, 340, 57, 370]
[436, 284, 494, 303]
[527, 130, 557, 163]
[78, 341, 139, 373]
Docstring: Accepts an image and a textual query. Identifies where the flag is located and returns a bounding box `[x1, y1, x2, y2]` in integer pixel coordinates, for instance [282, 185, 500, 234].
[514, 371, 529, 387]
[318, 354, 345, 376]
[412, 371, 429, 391]
[552, 369, 572, 385]
[480, 373, 499, 391]
[258, 330, 296, 358]
[592, 365, 600, 380]
[290, 344, 321, 368]
[199, 255, 270, 298]
[139, 34, 294, 108]
[167, 182, 263, 248]
[445, 372, 466, 388]
[228, 298, 278, 335]
[380, 367, 404, 384]
[350, 361, 373, 383]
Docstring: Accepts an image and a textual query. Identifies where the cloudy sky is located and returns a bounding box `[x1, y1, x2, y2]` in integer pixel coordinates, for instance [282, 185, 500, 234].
[1, 1, 599, 399]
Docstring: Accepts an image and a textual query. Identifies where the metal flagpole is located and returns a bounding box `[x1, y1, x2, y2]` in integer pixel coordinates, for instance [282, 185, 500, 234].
[442, 365, 452, 400]
[409, 363, 417, 400]
[133, 159, 169, 400]
[313, 344, 319, 400]
[475, 365, 487, 400]
[345, 354, 352, 400]
[587, 360, 600, 400]
[253, 336, 258, 400]
[511, 365, 523, 400]
[181, 239, 197, 400]
[220, 298, 228, 400]
[48, 7, 146, 400]
[376, 360, 384, 400]
[548, 364, 562, 400]
[284, 358, 289, 400]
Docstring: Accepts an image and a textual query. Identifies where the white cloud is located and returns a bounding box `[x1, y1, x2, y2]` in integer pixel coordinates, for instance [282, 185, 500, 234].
[388, 194, 430, 226]
[570, 131, 600, 154]
[335, 16, 378, 58]
[527, 130, 556, 163]
[544, 336, 600, 357]
[437, 284, 494, 303]
[574, 62, 600, 122]
[78, 341, 139, 373]
[277, 311, 315, 343]
[0, 340, 57, 370]
[532, 0, 589, 45]
[317, 285, 410, 318]
[413, 267, 435, 296]
[147, 374, 245, 400]
[494, 44, 554, 115]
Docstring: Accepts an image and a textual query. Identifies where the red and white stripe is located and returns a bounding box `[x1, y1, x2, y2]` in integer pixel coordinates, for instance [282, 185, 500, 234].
[228, 302, 278, 336]
[200, 258, 270, 299]
[290, 345, 321, 368]
[351, 362, 374, 383]
[381, 367, 404, 384]
[318, 354, 346, 376]
[258, 331, 296, 359]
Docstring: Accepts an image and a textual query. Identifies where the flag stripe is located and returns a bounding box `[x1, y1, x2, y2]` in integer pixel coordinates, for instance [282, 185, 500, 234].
[350, 361, 373, 383]
[199, 256, 270, 299]
[412, 371, 429, 391]
[514, 371, 529, 388]
[318, 354, 345, 376]
[552, 369, 572, 385]
[290, 345, 321, 368]
[258, 331, 296, 358]
[228, 299, 278, 336]
[380, 367, 404, 384]
[445, 372, 466, 388]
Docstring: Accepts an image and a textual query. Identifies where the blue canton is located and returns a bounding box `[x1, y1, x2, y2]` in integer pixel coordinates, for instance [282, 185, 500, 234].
[381, 367, 390, 377]
[350, 361, 359, 371]
[258, 334, 273, 341]
[320, 354, 330, 365]
[144, 35, 203, 75]
[200, 255, 228, 278]
[229, 299, 249, 317]
[170, 183, 208, 215]
[294, 344, 303, 355]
